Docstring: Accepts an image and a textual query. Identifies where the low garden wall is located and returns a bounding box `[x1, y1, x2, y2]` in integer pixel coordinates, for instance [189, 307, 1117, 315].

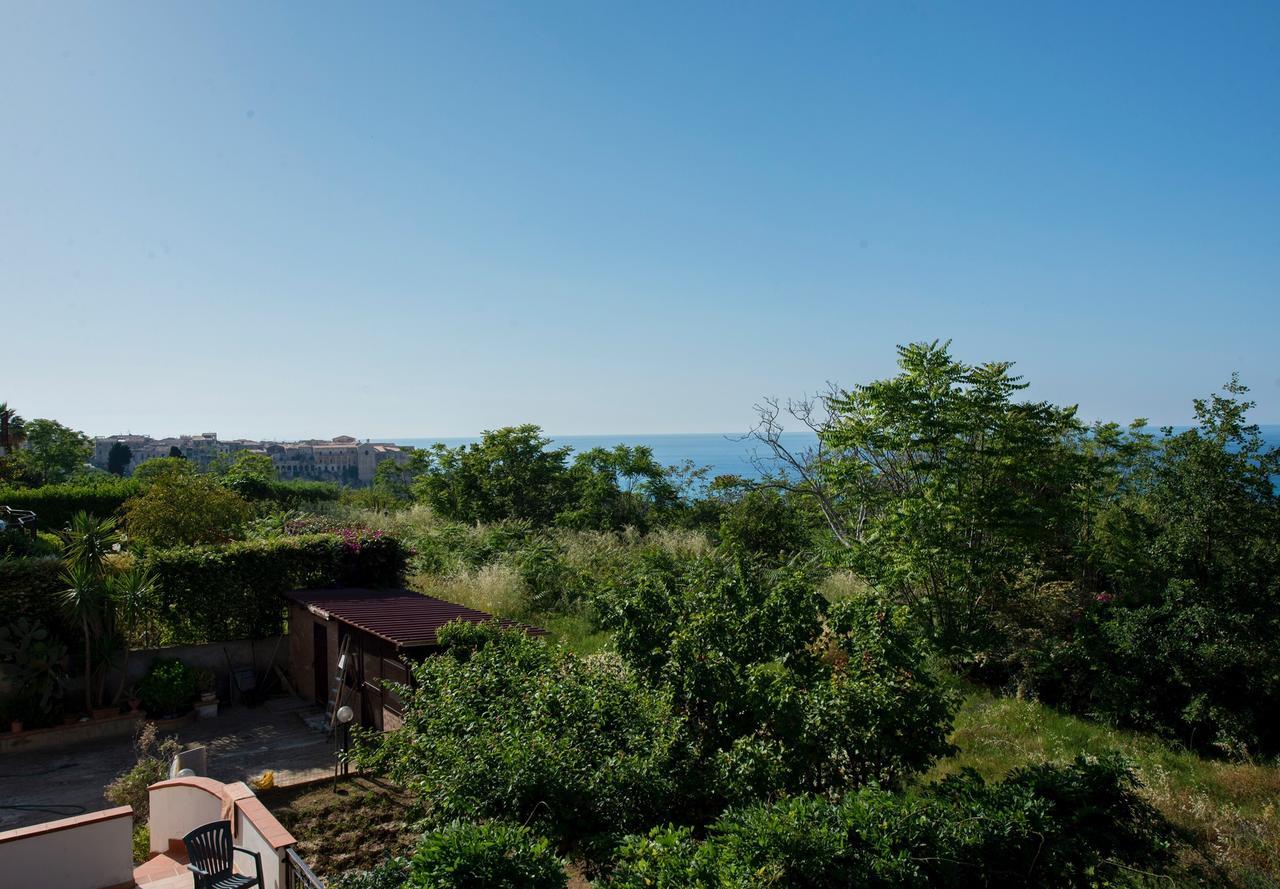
[103, 635, 290, 697]
[0, 805, 134, 889]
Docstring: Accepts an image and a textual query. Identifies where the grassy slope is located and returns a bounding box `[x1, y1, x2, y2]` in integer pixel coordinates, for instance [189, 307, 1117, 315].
[929, 689, 1280, 887]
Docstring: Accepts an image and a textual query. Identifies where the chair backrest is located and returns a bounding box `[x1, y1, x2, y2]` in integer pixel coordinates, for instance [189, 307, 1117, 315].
[183, 819, 235, 880]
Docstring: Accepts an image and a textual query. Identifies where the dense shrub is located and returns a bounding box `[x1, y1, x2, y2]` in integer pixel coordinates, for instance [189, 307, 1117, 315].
[595, 553, 956, 812]
[136, 658, 197, 716]
[0, 555, 75, 641]
[0, 528, 60, 558]
[1023, 381, 1280, 754]
[138, 532, 406, 644]
[715, 486, 811, 564]
[123, 474, 253, 547]
[349, 622, 683, 853]
[0, 479, 141, 531]
[406, 821, 566, 889]
[607, 755, 1171, 888]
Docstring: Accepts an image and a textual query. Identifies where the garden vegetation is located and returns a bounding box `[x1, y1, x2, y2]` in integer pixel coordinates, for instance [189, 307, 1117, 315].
[3, 340, 1278, 885]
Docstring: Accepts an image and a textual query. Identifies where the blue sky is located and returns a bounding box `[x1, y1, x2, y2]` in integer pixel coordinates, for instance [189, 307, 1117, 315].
[2, 2, 1277, 438]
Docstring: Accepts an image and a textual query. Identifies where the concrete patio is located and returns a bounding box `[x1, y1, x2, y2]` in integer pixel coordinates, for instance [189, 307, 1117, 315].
[0, 697, 335, 831]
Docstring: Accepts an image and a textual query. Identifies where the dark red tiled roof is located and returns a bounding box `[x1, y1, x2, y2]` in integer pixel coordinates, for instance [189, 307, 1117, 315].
[283, 587, 544, 648]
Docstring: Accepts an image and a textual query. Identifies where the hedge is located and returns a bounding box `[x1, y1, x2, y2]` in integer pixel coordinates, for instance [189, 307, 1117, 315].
[138, 532, 407, 645]
[0, 480, 142, 531]
[0, 556, 75, 642]
[0, 478, 342, 533]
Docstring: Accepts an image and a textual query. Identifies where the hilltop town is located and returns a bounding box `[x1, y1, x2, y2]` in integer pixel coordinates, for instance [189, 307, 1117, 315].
[91, 432, 412, 485]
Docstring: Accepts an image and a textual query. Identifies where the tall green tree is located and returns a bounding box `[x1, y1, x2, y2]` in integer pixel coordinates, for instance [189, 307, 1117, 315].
[411, 425, 572, 525]
[219, 451, 278, 499]
[754, 341, 1083, 655]
[21, 418, 93, 484]
[560, 444, 681, 531]
[1066, 377, 1280, 753]
[106, 441, 133, 476]
[0, 402, 26, 455]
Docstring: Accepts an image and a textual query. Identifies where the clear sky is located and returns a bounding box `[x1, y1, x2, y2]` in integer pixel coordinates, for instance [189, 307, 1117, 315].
[3, 3, 1277, 438]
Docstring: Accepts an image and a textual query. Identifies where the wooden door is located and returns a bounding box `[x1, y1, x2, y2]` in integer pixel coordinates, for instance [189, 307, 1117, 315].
[312, 621, 328, 704]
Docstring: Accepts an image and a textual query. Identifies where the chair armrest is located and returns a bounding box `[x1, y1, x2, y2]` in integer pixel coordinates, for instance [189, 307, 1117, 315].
[233, 845, 265, 883]
[185, 861, 212, 889]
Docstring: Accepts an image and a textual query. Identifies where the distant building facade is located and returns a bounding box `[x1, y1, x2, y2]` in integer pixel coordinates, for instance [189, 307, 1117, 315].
[91, 432, 412, 485]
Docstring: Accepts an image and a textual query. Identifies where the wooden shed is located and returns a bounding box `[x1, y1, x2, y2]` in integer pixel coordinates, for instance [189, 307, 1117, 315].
[283, 587, 542, 731]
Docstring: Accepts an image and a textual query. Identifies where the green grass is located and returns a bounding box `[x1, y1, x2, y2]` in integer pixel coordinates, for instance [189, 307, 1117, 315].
[930, 689, 1280, 887]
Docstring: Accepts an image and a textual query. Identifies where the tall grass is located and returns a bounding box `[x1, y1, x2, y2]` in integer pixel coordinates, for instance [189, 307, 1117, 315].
[930, 689, 1280, 886]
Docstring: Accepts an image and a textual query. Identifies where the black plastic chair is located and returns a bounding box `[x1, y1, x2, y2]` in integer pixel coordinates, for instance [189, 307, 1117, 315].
[181, 819, 264, 889]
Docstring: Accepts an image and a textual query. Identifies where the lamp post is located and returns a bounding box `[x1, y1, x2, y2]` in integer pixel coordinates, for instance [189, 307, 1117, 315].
[333, 704, 354, 792]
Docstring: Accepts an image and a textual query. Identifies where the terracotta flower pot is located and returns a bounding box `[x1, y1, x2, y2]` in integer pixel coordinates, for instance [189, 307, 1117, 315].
[10, 720, 23, 734]
[128, 698, 142, 712]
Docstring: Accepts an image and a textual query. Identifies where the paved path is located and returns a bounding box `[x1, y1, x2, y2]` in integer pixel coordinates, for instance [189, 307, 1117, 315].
[0, 697, 334, 830]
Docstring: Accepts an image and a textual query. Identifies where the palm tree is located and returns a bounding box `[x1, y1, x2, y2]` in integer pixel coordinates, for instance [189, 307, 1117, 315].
[0, 401, 26, 455]
[63, 512, 121, 575]
[60, 513, 122, 712]
[61, 561, 110, 713]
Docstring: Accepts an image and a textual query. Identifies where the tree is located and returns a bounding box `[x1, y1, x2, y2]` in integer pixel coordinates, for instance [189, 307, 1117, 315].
[412, 426, 573, 525]
[350, 621, 683, 852]
[19, 418, 93, 484]
[559, 445, 682, 531]
[168, 446, 183, 458]
[594, 553, 956, 813]
[1063, 377, 1280, 753]
[107, 442, 133, 476]
[0, 402, 27, 455]
[371, 457, 411, 502]
[59, 512, 122, 713]
[751, 341, 1083, 656]
[219, 452, 278, 499]
[132, 456, 197, 484]
[122, 473, 252, 547]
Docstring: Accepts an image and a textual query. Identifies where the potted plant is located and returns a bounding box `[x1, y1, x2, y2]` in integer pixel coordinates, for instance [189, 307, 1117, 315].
[127, 686, 142, 713]
[4, 690, 38, 734]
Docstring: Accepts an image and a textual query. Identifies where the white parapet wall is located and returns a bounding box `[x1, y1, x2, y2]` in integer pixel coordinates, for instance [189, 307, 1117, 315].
[149, 776, 297, 889]
[148, 777, 235, 856]
[0, 806, 134, 889]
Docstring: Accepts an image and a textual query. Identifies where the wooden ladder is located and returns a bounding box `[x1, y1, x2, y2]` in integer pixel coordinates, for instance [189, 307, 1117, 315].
[324, 633, 352, 731]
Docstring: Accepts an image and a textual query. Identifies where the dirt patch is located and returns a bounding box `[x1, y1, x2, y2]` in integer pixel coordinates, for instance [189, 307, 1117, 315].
[259, 776, 418, 878]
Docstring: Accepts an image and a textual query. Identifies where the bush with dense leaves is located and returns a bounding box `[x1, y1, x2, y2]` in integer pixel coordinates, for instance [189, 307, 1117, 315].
[406, 821, 565, 889]
[136, 658, 196, 716]
[138, 532, 406, 644]
[0, 555, 75, 641]
[595, 553, 956, 812]
[349, 622, 683, 853]
[606, 754, 1171, 888]
[1036, 380, 1280, 754]
[0, 479, 141, 531]
[123, 473, 254, 548]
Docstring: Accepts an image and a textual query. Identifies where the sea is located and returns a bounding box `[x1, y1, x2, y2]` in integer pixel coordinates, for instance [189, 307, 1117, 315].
[395, 426, 1280, 482]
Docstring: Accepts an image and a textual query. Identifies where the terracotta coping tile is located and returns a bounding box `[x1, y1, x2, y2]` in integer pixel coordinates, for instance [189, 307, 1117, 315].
[235, 796, 296, 850]
[0, 805, 132, 843]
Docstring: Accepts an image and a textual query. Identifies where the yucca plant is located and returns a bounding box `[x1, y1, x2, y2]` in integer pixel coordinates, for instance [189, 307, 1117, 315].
[59, 512, 123, 712]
